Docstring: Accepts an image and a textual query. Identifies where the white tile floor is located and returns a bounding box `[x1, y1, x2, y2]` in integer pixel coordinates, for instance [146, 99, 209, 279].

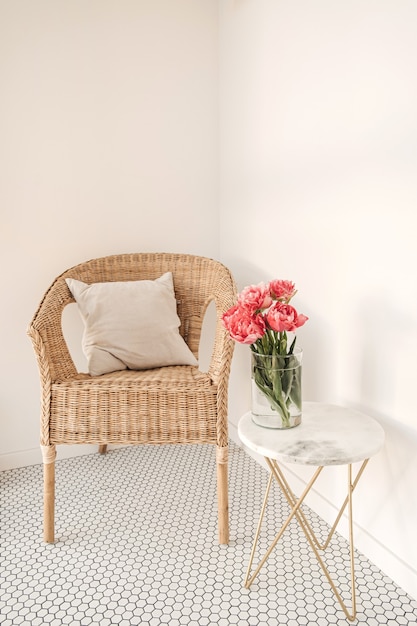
[1, 441, 416, 625]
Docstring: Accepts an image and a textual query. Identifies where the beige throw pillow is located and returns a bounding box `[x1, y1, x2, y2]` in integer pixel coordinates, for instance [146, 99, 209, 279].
[66, 272, 198, 376]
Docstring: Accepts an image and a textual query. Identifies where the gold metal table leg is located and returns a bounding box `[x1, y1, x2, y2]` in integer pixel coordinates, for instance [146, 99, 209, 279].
[244, 458, 370, 622]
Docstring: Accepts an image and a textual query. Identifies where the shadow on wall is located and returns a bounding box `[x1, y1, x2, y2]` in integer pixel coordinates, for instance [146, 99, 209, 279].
[300, 314, 338, 403]
[357, 294, 417, 431]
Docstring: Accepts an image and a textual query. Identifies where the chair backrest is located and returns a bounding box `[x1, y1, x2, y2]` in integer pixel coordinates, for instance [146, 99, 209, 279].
[29, 253, 237, 382]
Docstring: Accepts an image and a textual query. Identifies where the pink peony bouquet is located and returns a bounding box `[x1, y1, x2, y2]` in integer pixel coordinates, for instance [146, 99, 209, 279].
[222, 279, 308, 356]
[222, 280, 308, 425]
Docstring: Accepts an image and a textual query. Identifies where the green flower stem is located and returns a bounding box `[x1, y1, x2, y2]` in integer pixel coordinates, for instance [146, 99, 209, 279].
[270, 356, 291, 424]
[253, 366, 291, 426]
[251, 332, 301, 428]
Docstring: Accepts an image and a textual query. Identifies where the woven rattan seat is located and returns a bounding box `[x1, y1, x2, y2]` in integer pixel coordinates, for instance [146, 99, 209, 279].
[28, 253, 236, 544]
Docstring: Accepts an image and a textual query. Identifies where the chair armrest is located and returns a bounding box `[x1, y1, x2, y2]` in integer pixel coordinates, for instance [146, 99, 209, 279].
[207, 269, 237, 445]
[207, 266, 237, 382]
[28, 277, 78, 384]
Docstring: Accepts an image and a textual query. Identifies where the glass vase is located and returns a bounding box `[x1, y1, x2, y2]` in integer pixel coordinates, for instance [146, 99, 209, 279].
[251, 348, 303, 429]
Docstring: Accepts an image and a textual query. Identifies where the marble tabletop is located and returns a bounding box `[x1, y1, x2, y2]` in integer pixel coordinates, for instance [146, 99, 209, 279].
[238, 402, 385, 466]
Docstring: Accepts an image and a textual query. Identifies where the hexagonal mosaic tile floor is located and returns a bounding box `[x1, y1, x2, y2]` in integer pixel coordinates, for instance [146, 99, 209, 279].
[1, 441, 416, 625]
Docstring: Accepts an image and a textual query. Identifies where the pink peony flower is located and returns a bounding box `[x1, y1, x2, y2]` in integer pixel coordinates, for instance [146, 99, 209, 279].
[266, 302, 309, 333]
[222, 277, 308, 357]
[269, 279, 297, 302]
[222, 304, 266, 345]
[238, 283, 272, 312]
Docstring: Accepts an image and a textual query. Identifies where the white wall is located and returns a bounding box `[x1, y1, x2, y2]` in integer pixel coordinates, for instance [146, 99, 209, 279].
[220, 0, 417, 598]
[0, 0, 219, 465]
[2, 0, 417, 602]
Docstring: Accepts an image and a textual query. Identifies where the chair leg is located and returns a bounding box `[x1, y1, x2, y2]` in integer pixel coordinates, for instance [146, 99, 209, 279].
[98, 445, 107, 454]
[41, 445, 56, 543]
[216, 445, 229, 544]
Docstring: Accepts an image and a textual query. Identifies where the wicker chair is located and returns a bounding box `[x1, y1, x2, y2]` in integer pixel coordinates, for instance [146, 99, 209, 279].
[28, 253, 236, 544]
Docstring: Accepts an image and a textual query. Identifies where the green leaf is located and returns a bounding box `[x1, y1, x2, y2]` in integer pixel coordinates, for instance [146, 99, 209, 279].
[289, 366, 302, 410]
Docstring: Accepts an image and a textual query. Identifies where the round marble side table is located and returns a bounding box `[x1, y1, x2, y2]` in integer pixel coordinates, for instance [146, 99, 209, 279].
[238, 402, 385, 622]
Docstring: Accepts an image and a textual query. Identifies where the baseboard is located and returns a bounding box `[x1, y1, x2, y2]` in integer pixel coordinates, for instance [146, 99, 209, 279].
[0, 444, 125, 471]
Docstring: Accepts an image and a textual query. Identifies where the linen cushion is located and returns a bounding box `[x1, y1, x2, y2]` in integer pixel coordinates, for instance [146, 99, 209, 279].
[66, 272, 198, 376]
